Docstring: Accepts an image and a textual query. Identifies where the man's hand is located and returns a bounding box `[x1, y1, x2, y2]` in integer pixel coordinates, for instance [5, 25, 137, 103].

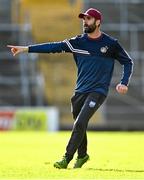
[7, 45, 28, 56]
[116, 84, 128, 94]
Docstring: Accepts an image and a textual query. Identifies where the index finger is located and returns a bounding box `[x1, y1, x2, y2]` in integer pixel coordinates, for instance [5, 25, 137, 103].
[7, 45, 15, 48]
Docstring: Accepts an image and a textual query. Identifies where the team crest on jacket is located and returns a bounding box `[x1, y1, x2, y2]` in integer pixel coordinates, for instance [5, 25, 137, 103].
[100, 46, 108, 53]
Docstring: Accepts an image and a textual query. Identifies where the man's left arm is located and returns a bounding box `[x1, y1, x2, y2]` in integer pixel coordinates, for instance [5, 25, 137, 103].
[114, 40, 134, 94]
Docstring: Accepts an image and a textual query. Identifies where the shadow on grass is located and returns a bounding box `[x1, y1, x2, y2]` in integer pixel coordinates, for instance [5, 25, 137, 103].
[88, 168, 144, 173]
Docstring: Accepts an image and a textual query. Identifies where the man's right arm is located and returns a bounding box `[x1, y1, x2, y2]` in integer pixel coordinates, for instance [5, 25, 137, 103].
[7, 37, 79, 56]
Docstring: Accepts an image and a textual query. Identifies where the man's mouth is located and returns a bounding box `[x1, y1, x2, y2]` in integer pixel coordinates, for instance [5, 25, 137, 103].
[84, 24, 88, 27]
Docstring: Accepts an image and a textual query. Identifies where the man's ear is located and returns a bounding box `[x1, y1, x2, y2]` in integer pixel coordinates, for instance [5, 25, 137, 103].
[96, 20, 101, 26]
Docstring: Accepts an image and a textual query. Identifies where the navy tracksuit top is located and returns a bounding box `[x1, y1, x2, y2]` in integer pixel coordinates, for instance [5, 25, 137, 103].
[29, 33, 133, 96]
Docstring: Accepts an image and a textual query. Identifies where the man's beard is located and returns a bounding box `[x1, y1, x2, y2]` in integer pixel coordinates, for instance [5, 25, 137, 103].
[83, 23, 96, 33]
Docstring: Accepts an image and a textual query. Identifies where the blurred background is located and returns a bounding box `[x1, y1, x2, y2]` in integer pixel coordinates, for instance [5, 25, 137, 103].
[0, 0, 144, 131]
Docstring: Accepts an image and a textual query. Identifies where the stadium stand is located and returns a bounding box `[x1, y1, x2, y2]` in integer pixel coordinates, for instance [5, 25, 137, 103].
[0, 0, 45, 106]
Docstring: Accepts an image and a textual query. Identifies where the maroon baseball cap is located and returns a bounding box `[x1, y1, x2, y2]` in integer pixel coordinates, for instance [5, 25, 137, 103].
[78, 8, 102, 22]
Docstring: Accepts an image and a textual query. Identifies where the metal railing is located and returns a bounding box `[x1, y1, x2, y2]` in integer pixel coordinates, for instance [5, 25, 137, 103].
[0, 0, 45, 106]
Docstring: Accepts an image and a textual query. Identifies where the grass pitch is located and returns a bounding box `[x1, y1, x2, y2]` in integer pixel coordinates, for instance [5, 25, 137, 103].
[0, 131, 144, 180]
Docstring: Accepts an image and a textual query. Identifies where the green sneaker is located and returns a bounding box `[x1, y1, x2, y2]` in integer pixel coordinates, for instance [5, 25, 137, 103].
[73, 154, 89, 168]
[54, 156, 68, 169]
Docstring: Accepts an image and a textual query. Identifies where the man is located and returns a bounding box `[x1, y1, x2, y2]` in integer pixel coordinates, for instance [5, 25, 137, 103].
[7, 8, 133, 169]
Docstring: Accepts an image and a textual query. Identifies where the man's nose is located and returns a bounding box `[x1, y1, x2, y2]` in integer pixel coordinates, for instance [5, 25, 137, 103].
[83, 20, 87, 25]
[83, 21, 88, 26]
[83, 18, 89, 24]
